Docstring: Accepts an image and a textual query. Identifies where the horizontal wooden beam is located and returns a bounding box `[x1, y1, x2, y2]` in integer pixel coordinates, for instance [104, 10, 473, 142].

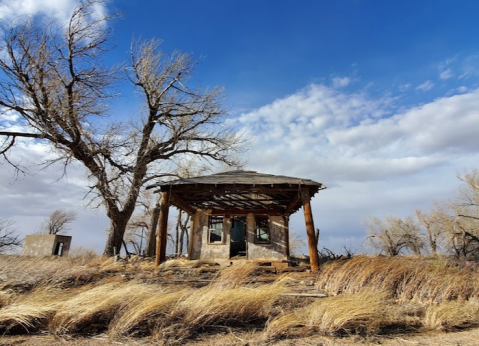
[209, 208, 284, 216]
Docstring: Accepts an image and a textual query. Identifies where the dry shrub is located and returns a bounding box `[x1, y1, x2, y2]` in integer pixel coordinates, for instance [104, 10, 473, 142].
[267, 289, 396, 337]
[0, 286, 66, 332]
[213, 261, 259, 289]
[423, 299, 479, 330]
[316, 255, 479, 303]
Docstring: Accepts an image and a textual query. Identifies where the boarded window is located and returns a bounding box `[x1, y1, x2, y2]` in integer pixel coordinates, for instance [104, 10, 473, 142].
[255, 215, 270, 243]
[208, 215, 224, 243]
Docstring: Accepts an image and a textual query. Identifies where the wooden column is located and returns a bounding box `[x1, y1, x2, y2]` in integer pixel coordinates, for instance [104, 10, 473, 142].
[283, 215, 290, 260]
[301, 188, 320, 272]
[155, 191, 170, 267]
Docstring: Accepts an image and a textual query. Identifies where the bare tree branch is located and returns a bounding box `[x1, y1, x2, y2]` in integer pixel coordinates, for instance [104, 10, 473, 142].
[0, 218, 22, 253]
[38, 209, 77, 235]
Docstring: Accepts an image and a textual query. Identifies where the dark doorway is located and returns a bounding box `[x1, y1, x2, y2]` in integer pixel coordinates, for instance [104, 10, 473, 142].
[54, 242, 64, 256]
[230, 216, 246, 258]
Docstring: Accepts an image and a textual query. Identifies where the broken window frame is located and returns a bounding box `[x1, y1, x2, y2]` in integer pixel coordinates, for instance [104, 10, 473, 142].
[208, 215, 225, 244]
[254, 215, 271, 244]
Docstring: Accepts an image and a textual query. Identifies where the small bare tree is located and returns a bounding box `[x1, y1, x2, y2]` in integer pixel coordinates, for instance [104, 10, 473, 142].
[415, 208, 450, 255]
[365, 216, 424, 256]
[39, 209, 77, 235]
[124, 214, 149, 254]
[440, 170, 479, 259]
[289, 230, 306, 257]
[0, 218, 22, 253]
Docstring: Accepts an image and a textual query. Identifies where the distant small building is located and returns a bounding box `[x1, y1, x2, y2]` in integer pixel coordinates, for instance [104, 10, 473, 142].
[22, 234, 72, 256]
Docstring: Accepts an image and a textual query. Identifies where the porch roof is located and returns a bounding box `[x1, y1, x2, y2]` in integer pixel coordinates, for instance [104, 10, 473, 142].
[147, 170, 326, 215]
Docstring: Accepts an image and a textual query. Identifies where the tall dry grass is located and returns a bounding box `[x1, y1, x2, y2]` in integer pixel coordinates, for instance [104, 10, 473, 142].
[267, 289, 396, 337]
[51, 282, 150, 334]
[0, 254, 102, 291]
[212, 261, 259, 288]
[109, 287, 190, 337]
[315, 255, 479, 303]
[0, 286, 69, 332]
[423, 299, 479, 330]
[49, 273, 286, 340]
[3, 254, 479, 342]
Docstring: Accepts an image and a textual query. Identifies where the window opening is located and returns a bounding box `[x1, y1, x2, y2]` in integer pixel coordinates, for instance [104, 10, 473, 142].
[255, 215, 270, 243]
[208, 215, 224, 243]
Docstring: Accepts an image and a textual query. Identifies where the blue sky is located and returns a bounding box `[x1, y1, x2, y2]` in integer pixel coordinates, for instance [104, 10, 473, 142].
[1, 0, 479, 255]
[109, 0, 479, 111]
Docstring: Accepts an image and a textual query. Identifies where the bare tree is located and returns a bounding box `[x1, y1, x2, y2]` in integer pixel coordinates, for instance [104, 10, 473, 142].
[365, 216, 424, 256]
[39, 209, 77, 235]
[124, 214, 148, 254]
[430, 170, 479, 259]
[289, 230, 306, 257]
[0, 1, 242, 256]
[0, 218, 22, 253]
[415, 208, 450, 255]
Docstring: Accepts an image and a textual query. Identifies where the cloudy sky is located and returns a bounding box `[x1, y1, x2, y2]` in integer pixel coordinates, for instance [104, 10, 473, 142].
[1, 0, 479, 255]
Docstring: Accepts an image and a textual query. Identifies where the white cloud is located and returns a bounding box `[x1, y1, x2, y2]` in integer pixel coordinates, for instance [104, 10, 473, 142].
[238, 84, 479, 252]
[457, 86, 468, 93]
[0, 140, 109, 253]
[398, 83, 411, 92]
[439, 68, 454, 80]
[332, 76, 351, 88]
[416, 80, 434, 91]
[0, 0, 106, 25]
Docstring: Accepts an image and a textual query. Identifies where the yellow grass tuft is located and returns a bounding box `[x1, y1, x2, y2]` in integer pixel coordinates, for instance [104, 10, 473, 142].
[267, 289, 396, 337]
[0, 286, 66, 332]
[423, 299, 479, 330]
[213, 261, 259, 289]
[0, 289, 15, 308]
[109, 287, 191, 337]
[51, 282, 146, 334]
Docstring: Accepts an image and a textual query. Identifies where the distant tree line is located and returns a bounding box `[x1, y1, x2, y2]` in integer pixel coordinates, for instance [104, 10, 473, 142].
[365, 169, 479, 259]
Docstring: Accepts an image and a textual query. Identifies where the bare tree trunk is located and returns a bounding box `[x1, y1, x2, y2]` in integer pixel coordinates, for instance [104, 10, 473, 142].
[175, 212, 181, 254]
[104, 217, 129, 257]
[178, 213, 190, 255]
[145, 200, 161, 257]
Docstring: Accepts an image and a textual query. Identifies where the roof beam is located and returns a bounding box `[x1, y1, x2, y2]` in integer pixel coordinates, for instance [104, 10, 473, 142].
[285, 190, 302, 215]
[210, 208, 283, 215]
[170, 192, 196, 215]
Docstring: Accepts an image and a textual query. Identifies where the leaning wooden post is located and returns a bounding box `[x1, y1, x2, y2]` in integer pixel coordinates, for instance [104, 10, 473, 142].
[155, 190, 170, 267]
[301, 188, 320, 272]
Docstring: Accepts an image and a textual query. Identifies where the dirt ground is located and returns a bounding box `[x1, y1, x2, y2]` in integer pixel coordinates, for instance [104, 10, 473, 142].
[2, 328, 479, 346]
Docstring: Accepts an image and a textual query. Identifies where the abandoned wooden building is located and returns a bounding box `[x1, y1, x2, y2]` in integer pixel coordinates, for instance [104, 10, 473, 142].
[148, 170, 326, 271]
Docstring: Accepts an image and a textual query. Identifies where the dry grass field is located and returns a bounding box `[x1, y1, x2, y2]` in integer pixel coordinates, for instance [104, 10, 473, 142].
[1, 253, 479, 345]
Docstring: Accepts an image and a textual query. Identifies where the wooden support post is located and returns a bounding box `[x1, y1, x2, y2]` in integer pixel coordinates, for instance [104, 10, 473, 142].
[284, 215, 290, 260]
[155, 191, 170, 267]
[301, 188, 320, 272]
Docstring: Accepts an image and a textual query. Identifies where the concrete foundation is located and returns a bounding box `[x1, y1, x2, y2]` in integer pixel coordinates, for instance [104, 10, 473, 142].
[22, 234, 72, 256]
